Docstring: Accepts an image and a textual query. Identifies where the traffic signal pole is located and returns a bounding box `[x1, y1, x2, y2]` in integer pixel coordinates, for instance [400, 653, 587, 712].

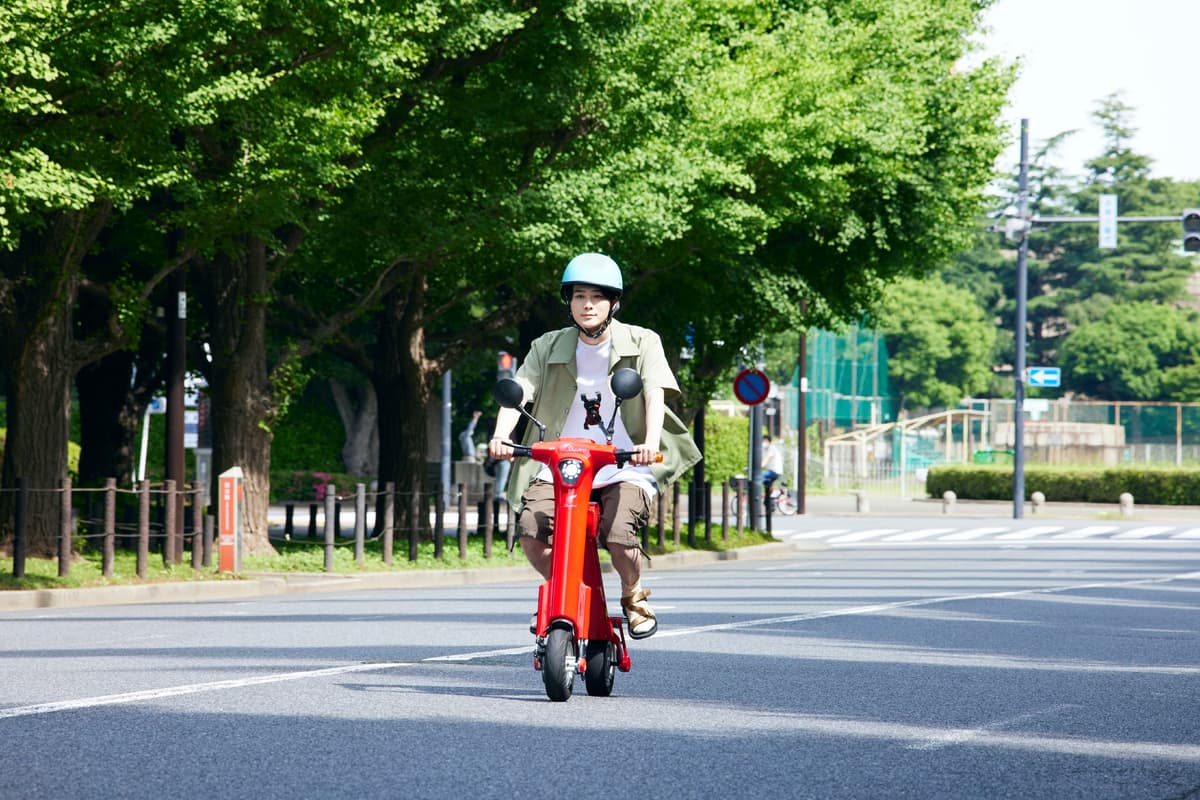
[1012, 119, 1030, 519]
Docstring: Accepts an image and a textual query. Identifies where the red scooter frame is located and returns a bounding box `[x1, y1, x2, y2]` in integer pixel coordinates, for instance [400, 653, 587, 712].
[497, 367, 656, 701]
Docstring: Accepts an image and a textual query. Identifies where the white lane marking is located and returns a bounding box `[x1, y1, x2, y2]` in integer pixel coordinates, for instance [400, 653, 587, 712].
[994, 526, 1064, 541]
[786, 528, 850, 540]
[938, 526, 1010, 541]
[1171, 528, 1200, 539]
[881, 528, 955, 542]
[826, 528, 902, 543]
[907, 704, 1082, 751]
[1112, 526, 1174, 540]
[6, 571, 1200, 722]
[1051, 525, 1119, 540]
[0, 662, 413, 721]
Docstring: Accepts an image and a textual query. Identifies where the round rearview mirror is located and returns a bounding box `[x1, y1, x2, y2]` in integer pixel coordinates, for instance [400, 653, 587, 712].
[610, 368, 643, 400]
[493, 378, 525, 409]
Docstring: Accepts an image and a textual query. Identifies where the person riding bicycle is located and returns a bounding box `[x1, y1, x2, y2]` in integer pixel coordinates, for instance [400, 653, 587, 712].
[488, 253, 701, 639]
[762, 434, 783, 490]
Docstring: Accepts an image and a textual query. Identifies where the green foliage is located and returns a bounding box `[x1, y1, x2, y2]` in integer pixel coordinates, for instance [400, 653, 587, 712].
[698, 412, 750, 485]
[927, 464, 1200, 505]
[1058, 302, 1200, 400]
[873, 277, 996, 410]
[270, 389, 346, 474]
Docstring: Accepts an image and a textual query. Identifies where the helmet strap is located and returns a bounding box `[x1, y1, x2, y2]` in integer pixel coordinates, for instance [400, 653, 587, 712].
[570, 309, 615, 340]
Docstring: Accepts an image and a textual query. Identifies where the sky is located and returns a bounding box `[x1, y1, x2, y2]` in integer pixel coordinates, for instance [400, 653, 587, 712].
[975, 0, 1199, 182]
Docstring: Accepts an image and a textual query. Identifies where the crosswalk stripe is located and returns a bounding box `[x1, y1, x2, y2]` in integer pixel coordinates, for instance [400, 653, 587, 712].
[787, 528, 850, 540]
[881, 528, 956, 542]
[827, 528, 903, 543]
[1170, 528, 1200, 539]
[938, 526, 1010, 541]
[994, 525, 1065, 540]
[1112, 526, 1173, 540]
[1052, 525, 1119, 540]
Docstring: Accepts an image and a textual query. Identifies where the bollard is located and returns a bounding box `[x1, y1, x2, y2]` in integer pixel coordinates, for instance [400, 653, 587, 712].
[59, 477, 73, 577]
[104, 478, 117, 577]
[382, 482, 395, 565]
[942, 490, 956, 515]
[137, 480, 150, 579]
[483, 483, 494, 559]
[453, 483, 467, 561]
[203, 515, 214, 567]
[1030, 491, 1045, 514]
[162, 479, 176, 567]
[853, 490, 870, 513]
[1119, 492, 1134, 518]
[721, 481, 730, 544]
[354, 483, 366, 566]
[324, 483, 336, 572]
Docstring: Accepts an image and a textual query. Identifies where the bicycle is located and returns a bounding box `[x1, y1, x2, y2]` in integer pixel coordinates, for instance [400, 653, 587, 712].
[730, 476, 797, 523]
[494, 367, 660, 701]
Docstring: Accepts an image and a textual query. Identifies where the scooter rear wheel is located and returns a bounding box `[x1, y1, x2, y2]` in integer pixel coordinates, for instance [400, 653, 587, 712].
[542, 627, 577, 701]
[584, 639, 616, 696]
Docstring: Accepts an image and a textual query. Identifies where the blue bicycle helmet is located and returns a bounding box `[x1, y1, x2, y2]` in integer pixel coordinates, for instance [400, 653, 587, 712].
[559, 253, 623, 303]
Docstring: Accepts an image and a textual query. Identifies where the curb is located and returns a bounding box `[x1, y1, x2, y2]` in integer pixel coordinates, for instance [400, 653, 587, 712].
[0, 540, 821, 612]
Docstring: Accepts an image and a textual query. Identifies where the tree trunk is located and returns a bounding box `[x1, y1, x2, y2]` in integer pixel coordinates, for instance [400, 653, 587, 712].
[0, 207, 112, 556]
[0, 316, 76, 557]
[198, 240, 277, 556]
[372, 282, 435, 540]
[330, 379, 379, 476]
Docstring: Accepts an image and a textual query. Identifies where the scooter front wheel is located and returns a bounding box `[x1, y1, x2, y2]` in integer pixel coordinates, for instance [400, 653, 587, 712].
[584, 638, 616, 697]
[542, 627, 577, 701]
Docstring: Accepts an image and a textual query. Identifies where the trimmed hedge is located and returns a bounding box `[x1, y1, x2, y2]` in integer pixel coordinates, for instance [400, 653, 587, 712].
[926, 465, 1200, 505]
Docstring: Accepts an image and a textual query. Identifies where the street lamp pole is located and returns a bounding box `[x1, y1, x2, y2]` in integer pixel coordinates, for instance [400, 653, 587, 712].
[1013, 119, 1030, 519]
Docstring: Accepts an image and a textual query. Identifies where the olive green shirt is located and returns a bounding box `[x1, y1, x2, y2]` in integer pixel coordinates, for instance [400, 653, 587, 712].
[505, 319, 702, 507]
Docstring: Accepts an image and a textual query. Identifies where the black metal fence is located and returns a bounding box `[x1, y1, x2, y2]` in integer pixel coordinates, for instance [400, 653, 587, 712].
[4, 476, 773, 579]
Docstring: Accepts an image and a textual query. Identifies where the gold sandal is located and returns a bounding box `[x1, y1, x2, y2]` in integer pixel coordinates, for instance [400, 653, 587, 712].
[621, 588, 658, 639]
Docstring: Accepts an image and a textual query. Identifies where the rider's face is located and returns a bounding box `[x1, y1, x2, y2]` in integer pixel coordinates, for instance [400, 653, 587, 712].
[569, 285, 612, 333]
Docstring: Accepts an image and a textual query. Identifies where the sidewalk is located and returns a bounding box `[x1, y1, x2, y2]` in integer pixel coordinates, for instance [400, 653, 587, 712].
[799, 492, 1200, 521]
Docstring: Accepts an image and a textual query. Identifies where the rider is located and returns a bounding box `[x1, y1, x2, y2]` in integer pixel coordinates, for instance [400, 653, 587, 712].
[488, 253, 701, 639]
[762, 434, 783, 491]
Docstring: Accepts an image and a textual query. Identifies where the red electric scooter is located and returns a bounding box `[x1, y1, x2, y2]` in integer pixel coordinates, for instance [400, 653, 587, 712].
[494, 368, 659, 702]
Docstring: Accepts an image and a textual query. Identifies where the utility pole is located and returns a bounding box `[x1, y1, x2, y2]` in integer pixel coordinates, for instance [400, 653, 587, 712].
[998, 120, 1193, 519]
[165, 268, 186, 561]
[796, 302, 807, 515]
[1012, 119, 1030, 519]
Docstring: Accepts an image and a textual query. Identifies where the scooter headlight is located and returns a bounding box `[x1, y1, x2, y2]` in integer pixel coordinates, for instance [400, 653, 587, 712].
[558, 458, 584, 485]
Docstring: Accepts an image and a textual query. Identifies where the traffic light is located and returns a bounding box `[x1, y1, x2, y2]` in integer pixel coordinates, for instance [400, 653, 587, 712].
[1183, 209, 1200, 253]
[497, 351, 516, 379]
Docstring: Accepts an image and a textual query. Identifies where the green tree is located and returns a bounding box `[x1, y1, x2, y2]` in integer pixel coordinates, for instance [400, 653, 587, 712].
[0, 1, 199, 554]
[874, 277, 996, 411]
[1058, 302, 1200, 400]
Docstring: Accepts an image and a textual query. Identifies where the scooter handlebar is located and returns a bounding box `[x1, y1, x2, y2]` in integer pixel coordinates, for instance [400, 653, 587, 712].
[614, 449, 664, 467]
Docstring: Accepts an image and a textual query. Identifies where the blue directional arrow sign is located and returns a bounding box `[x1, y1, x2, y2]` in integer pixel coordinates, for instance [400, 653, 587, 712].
[1027, 367, 1062, 388]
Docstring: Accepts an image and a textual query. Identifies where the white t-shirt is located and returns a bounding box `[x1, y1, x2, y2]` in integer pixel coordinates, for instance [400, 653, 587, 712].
[534, 337, 657, 498]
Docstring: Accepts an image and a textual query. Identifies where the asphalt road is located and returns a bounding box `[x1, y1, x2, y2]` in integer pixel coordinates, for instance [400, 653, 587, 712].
[2, 513, 1199, 800]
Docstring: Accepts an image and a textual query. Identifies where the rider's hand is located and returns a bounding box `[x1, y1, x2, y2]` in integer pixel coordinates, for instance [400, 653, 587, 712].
[630, 444, 661, 465]
[489, 437, 515, 459]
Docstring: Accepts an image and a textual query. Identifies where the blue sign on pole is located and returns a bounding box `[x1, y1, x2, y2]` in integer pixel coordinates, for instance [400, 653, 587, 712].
[1027, 367, 1061, 388]
[733, 368, 771, 406]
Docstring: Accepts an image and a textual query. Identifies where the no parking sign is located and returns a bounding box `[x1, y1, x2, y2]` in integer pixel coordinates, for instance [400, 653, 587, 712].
[733, 368, 770, 406]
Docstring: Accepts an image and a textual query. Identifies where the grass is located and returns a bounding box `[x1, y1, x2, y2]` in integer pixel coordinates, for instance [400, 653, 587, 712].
[1, 524, 778, 592]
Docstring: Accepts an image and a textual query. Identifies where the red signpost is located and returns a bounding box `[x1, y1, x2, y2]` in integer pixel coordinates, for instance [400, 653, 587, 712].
[218, 466, 244, 573]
